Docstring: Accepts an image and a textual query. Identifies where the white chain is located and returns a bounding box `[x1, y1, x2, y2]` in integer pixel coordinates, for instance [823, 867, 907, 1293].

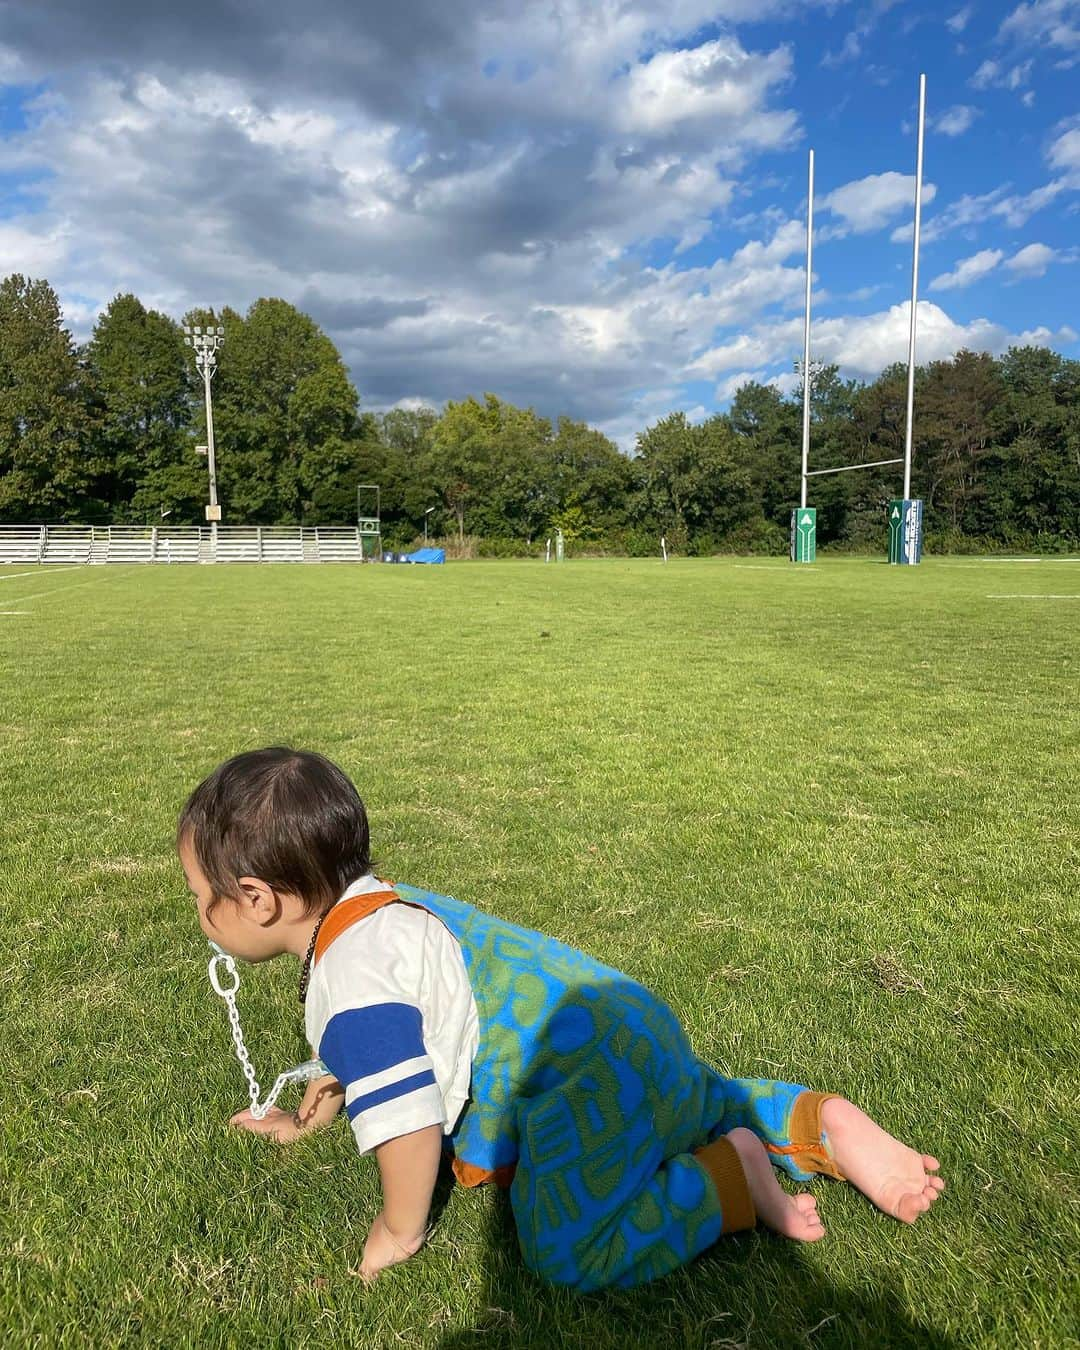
[207, 943, 327, 1121]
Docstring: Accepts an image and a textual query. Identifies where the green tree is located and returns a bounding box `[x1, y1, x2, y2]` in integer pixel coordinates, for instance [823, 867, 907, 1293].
[192, 298, 361, 525]
[634, 412, 754, 551]
[982, 347, 1080, 543]
[545, 417, 633, 540]
[0, 274, 97, 522]
[918, 350, 1003, 532]
[83, 293, 199, 522]
[727, 381, 800, 527]
[428, 394, 553, 541]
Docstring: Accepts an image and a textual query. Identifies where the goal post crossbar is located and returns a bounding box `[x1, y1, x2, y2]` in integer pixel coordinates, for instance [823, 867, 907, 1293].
[805, 456, 904, 478]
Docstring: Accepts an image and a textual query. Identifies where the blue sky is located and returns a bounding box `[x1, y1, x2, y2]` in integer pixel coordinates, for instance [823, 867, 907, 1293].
[0, 0, 1077, 446]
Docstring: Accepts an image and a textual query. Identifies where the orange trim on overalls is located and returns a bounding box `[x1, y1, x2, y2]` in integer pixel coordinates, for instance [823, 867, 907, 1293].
[313, 887, 401, 965]
[763, 1091, 846, 1181]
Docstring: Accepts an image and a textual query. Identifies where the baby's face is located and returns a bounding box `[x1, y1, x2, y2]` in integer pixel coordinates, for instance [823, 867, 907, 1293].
[179, 837, 280, 963]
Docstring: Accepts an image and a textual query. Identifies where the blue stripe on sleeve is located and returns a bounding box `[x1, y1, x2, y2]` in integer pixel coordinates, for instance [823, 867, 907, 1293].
[317, 1002, 427, 1087]
[345, 1069, 439, 1121]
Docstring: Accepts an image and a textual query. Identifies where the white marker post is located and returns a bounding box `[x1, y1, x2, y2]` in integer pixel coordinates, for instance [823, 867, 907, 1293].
[891, 73, 927, 565]
[661, 535, 667, 563]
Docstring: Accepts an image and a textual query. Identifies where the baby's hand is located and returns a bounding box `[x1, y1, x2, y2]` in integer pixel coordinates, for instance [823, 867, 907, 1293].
[358, 1213, 425, 1282]
[228, 1106, 304, 1144]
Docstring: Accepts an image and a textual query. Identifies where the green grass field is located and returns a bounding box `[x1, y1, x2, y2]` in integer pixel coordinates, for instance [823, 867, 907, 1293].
[2, 557, 1078, 1349]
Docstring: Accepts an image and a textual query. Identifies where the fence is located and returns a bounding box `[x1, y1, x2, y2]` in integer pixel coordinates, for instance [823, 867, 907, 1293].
[0, 526, 370, 565]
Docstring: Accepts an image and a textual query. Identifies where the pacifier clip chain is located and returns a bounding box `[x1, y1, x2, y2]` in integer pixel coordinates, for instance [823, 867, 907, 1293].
[207, 942, 327, 1120]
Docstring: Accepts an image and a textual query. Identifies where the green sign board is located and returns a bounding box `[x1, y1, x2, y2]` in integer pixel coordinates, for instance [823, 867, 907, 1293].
[790, 507, 816, 563]
[887, 498, 923, 565]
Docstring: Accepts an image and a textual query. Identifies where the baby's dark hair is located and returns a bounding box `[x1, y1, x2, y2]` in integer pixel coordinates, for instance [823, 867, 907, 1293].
[177, 747, 371, 918]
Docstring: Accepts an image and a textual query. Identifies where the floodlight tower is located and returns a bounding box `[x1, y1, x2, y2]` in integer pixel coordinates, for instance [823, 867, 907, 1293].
[183, 322, 225, 551]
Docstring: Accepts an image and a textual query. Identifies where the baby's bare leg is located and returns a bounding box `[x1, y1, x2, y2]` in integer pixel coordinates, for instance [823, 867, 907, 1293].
[821, 1098, 945, 1223]
[725, 1128, 825, 1242]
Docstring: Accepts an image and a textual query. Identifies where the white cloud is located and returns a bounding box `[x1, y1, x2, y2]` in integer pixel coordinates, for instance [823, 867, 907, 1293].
[0, 0, 1075, 447]
[613, 38, 798, 155]
[822, 171, 937, 234]
[934, 104, 979, 136]
[822, 31, 862, 66]
[846, 283, 887, 301]
[1004, 241, 1080, 275]
[696, 300, 1076, 386]
[715, 369, 768, 401]
[947, 5, 975, 31]
[0, 220, 71, 276]
[1016, 323, 1078, 343]
[1005, 242, 1056, 274]
[690, 330, 792, 378]
[999, 0, 1080, 50]
[0, 4, 835, 435]
[970, 59, 1000, 86]
[1048, 126, 1080, 172]
[970, 57, 1034, 88]
[929, 248, 1004, 290]
[892, 178, 1069, 242]
[994, 180, 1068, 223]
[822, 0, 904, 67]
[765, 370, 801, 397]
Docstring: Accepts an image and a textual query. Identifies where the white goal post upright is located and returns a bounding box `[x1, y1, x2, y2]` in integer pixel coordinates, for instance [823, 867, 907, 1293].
[904, 73, 926, 504]
[889, 72, 928, 565]
[791, 149, 819, 563]
[800, 148, 815, 514]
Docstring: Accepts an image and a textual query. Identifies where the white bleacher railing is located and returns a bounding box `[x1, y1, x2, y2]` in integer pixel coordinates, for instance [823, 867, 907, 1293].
[0, 525, 372, 564]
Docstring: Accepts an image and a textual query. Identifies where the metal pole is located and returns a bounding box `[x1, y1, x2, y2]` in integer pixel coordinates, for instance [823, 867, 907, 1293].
[204, 361, 219, 553]
[800, 148, 815, 511]
[903, 74, 926, 501]
[807, 455, 905, 477]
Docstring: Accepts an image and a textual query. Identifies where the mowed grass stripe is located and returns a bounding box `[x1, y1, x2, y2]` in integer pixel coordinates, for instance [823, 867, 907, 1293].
[1, 558, 1077, 1349]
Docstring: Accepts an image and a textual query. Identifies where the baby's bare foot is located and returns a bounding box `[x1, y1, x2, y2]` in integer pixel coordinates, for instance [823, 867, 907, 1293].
[821, 1098, 945, 1223]
[727, 1127, 825, 1242]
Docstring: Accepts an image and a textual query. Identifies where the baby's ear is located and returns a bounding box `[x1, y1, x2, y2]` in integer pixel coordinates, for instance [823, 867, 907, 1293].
[237, 875, 279, 922]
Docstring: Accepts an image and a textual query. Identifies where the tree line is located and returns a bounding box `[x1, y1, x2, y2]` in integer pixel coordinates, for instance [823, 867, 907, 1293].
[1, 273, 1077, 553]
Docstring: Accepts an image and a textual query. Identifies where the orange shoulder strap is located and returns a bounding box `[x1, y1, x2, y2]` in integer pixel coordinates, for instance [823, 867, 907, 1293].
[313, 887, 401, 965]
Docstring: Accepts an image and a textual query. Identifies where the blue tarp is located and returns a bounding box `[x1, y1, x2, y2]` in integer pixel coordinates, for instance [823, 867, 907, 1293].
[405, 547, 446, 564]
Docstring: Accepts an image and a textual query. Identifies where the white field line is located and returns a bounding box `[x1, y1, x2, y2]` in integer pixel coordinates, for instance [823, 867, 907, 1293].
[0, 566, 83, 582]
[0, 610, 29, 615]
[987, 594, 1080, 600]
[733, 564, 817, 571]
[3, 568, 137, 607]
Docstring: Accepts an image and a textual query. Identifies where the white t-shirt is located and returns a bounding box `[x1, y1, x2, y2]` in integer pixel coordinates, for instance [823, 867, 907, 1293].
[304, 874, 480, 1155]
